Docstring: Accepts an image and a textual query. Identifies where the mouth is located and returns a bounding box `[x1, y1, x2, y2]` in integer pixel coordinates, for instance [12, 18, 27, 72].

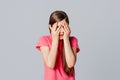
[59, 34, 64, 36]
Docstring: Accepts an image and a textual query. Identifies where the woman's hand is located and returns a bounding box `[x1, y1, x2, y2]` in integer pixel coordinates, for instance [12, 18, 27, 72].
[49, 22, 61, 41]
[61, 20, 71, 40]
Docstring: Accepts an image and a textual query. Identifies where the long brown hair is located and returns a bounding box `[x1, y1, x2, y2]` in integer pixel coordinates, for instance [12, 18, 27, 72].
[49, 10, 73, 75]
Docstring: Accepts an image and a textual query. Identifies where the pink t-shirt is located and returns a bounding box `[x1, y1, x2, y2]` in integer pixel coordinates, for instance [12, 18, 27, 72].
[36, 35, 80, 80]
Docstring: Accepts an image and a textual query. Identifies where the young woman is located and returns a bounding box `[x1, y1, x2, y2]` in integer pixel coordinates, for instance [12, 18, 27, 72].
[36, 10, 80, 80]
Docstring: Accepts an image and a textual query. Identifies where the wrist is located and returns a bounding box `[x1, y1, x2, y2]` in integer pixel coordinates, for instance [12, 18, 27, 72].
[63, 36, 69, 41]
[63, 37, 70, 43]
[52, 39, 59, 43]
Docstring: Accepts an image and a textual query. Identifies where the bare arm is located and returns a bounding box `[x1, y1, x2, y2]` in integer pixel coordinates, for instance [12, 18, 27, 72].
[40, 39, 59, 69]
[64, 38, 77, 68]
[39, 23, 60, 69]
[60, 19, 77, 68]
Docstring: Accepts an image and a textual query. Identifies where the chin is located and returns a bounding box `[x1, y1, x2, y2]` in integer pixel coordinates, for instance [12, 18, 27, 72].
[59, 36, 63, 40]
[59, 38, 63, 40]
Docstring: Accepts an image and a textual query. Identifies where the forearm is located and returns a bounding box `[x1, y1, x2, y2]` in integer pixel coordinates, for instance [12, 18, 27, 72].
[47, 40, 58, 68]
[64, 38, 76, 68]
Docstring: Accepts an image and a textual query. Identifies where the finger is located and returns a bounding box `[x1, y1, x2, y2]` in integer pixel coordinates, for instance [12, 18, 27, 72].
[61, 19, 66, 23]
[56, 26, 61, 33]
[63, 23, 68, 32]
[60, 20, 68, 29]
[65, 23, 70, 31]
[62, 25, 66, 33]
[53, 22, 58, 31]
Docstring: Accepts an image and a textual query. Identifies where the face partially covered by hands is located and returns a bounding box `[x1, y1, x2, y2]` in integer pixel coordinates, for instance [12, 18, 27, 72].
[49, 19, 71, 40]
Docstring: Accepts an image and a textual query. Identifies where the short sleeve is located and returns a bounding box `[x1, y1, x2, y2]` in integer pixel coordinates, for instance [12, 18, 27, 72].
[70, 36, 80, 53]
[36, 36, 49, 51]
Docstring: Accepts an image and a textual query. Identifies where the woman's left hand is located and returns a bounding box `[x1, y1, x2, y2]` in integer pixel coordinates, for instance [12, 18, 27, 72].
[61, 20, 71, 40]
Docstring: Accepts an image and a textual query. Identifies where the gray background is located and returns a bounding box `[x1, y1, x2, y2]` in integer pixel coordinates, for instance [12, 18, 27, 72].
[0, 0, 120, 80]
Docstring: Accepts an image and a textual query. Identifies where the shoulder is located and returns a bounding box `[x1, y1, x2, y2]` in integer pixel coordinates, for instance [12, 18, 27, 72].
[69, 36, 79, 46]
[37, 35, 52, 46]
[39, 35, 50, 38]
[39, 35, 51, 40]
[70, 36, 80, 53]
[70, 36, 78, 42]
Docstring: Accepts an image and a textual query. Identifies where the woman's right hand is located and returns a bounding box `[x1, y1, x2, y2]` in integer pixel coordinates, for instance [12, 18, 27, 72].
[49, 22, 61, 41]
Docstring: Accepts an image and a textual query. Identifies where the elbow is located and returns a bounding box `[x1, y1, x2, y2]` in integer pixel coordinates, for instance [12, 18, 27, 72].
[48, 65, 55, 69]
[47, 62, 55, 69]
[67, 63, 75, 68]
[67, 60, 76, 68]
